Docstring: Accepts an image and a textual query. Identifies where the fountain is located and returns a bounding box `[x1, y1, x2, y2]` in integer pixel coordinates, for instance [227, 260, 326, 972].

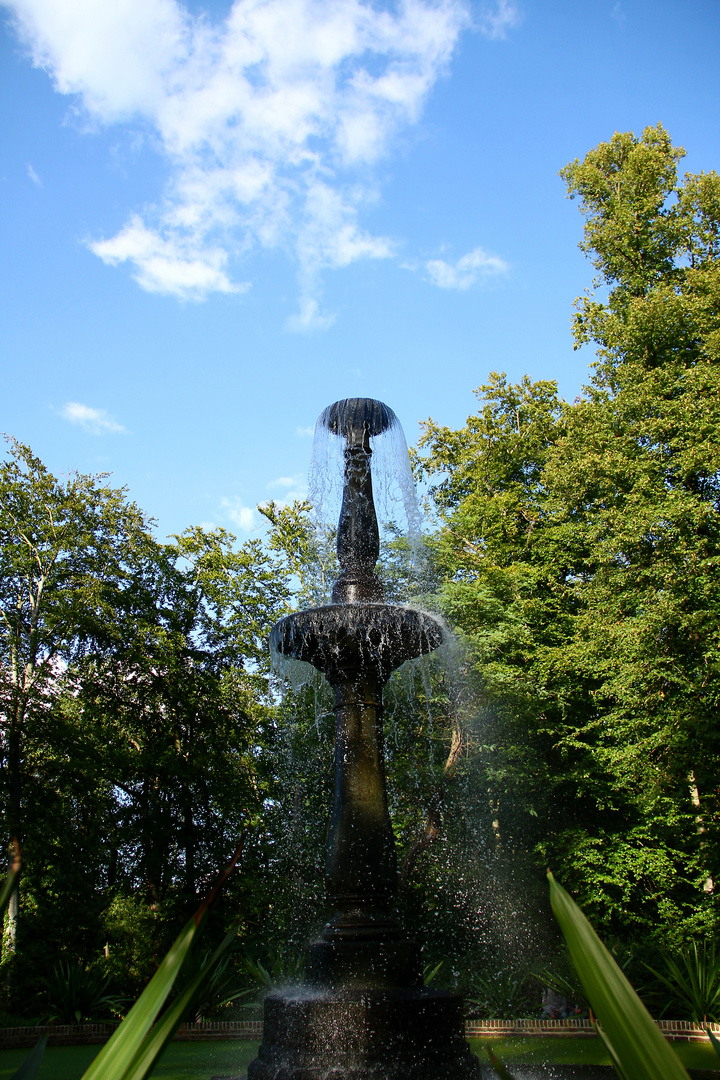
[247, 398, 480, 1080]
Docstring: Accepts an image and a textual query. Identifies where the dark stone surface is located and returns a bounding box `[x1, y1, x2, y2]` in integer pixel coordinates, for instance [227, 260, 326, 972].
[254, 397, 474, 1080]
[305, 938, 422, 991]
[247, 988, 481, 1080]
[270, 604, 445, 686]
[319, 399, 397, 443]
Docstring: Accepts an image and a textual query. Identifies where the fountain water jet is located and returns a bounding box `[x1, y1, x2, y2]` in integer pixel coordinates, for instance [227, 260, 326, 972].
[248, 399, 480, 1080]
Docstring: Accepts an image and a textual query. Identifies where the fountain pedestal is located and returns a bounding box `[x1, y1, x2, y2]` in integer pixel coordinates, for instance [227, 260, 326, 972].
[250, 987, 479, 1080]
[247, 400, 479, 1080]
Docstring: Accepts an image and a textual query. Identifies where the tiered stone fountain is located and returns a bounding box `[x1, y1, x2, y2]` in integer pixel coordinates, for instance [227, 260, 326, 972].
[248, 398, 480, 1080]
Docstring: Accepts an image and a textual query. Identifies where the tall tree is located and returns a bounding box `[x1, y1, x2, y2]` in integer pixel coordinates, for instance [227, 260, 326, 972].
[416, 126, 720, 948]
[0, 438, 149, 957]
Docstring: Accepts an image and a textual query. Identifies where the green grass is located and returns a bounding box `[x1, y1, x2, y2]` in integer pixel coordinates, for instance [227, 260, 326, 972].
[0, 1037, 717, 1078]
[468, 1036, 720, 1072]
[0, 1040, 259, 1079]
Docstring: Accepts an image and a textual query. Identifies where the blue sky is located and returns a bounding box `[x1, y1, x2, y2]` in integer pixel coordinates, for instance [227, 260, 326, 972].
[1, 0, 718, 541]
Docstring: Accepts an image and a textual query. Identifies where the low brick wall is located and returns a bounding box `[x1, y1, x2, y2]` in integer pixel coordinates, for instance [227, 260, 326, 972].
[0, 1023, 119, 1049]
[0, 1017, 717, 1050]
[466, 1018, 720, 1043]
[176, 1021, 263, 1042]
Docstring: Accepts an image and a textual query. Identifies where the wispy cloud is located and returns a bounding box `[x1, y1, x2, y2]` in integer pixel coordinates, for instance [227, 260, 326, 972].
[296, 425, 315, 437]
[477, 0, 522, 40]
[6, 0, 477, 323]
[266, 473, 307, 504]
[220, 495, 258, 532]
[26, 162, 42, 186]
[425, 246, 507, 290]
[58, 401, 127, 434]
[90, 215, 247, 299]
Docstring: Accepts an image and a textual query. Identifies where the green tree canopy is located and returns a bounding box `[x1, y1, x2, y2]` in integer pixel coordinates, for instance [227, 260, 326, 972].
[416, 125, 720, 948]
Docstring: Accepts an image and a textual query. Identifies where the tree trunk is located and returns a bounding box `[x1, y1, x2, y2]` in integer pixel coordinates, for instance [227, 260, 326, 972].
[688, 769, 714, 894]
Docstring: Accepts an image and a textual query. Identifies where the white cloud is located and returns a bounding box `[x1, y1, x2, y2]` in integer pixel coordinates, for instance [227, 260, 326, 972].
[5, 0, 475, 321]
[477, 0, 521, 40]
[266, 474, 307, 504]
[425, 245, 507, 290]
[59, 401, 128, 434]
[268, 475, 299, 489]
[26, 162, 42, 186]
[296, 425, 315, 438]
[90, 215, 246, 299]
[221, 495, 259, 531]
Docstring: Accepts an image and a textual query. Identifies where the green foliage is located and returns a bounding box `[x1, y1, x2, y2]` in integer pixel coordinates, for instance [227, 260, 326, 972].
[42, 961, 125, 1024]
[242, 944, 307, 990]
[467, 967, 534, 1019]
[532, 947, 589, 1014]
[422, 960, 443, 985]
[80, 852, 242, 1080]
[175, 949, 253, 1022]
[645, 942, 720, 1022]
[416, 125, 720, 950]
[549, 872, 690, 1080]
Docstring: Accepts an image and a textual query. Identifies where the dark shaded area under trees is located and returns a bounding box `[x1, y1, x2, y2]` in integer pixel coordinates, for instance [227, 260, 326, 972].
[1, 124, 719, 1023]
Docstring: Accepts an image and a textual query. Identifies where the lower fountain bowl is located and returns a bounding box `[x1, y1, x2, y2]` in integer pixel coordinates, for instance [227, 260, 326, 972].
[247, 987, 480, 1080]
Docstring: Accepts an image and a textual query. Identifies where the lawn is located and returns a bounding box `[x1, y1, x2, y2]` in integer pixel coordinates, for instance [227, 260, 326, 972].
[0, 1037, 718, 1078]
[468, 1037, 720, 1073]
[0, 1040, 258, 1079]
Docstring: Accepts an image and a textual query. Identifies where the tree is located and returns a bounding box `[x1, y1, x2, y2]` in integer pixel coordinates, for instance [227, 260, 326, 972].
[416, 125, 720, 949]
[0, 438, 150, 959]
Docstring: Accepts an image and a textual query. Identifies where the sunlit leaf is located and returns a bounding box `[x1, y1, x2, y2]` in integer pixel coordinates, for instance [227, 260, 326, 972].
[120, 925, 238, 1080]
[549, 872, 689, 1080]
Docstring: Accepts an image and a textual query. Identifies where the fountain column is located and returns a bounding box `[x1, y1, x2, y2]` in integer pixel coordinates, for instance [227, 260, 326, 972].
[248, 398, 480, 1080]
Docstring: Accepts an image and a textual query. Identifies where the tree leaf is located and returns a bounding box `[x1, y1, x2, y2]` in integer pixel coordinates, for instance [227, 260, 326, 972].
[549, 872, 690, 1080]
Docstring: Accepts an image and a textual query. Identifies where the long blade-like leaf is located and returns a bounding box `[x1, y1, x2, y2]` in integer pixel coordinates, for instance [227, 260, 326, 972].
[485, 1045, 518, 1080]
[80, 836, 245, 1080]
[707, 1027, 720, 1063]
[79, 912, 203, 1080]
[120, 925, 238, 1080]
[10, 1036, 46, 1080]
[595, 1022, 629, 1080]
[549, 872, 689, 1080]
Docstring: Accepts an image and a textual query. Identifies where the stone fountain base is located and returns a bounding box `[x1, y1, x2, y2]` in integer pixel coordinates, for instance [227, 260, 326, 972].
[247, 987, 481, 1080]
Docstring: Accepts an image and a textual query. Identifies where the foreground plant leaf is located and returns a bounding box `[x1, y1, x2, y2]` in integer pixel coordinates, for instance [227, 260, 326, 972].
[594, 1023, 629, 1080]
[549, 872, 689, 1080]
[10, 1035, 46, 1080]
[485, 1044, 518, 1080]
[707, 1026, 720, 1063]
[80, 837, 245, 1080]
[120, 925, 238, 1080]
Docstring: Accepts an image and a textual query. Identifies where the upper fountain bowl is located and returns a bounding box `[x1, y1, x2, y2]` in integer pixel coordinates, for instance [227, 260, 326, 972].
[270, 603, 445, 688]
[318, 398, 397, 448]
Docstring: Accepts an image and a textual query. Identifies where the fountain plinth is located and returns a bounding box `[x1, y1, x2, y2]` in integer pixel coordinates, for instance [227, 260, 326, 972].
[248, 399, 480, 1080]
